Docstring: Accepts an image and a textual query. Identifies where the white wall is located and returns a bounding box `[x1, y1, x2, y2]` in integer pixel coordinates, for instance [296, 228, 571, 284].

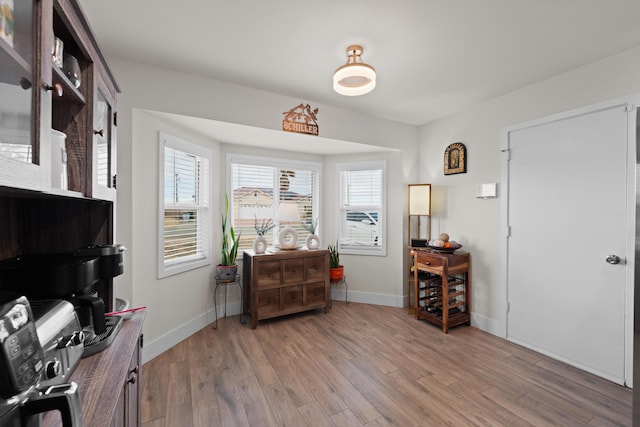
[108, 57, 419, 362]
[418, 45, 640, 334]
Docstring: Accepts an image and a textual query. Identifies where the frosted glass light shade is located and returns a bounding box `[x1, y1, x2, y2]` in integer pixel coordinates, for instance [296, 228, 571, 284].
[333, 64, 376, 96]
[333, 44, 376, 96]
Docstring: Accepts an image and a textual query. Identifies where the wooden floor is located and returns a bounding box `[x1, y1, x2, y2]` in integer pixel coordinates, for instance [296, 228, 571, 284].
[141, 302, 632, 426]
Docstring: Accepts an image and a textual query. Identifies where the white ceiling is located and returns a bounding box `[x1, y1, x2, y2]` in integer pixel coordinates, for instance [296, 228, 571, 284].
[78, 0, 640, 127]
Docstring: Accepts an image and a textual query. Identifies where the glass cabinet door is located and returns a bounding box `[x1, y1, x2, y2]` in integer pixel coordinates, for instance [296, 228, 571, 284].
[92, 88, 115, 200]
[0, 0, 35, 164]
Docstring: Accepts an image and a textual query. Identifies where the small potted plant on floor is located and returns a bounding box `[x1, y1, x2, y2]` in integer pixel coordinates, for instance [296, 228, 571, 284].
[328, 240, 343, 282]
[217, 193, 240, 280]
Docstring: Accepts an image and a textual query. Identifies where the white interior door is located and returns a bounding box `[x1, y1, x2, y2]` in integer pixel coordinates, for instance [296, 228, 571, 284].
[506, 104, 631, 385]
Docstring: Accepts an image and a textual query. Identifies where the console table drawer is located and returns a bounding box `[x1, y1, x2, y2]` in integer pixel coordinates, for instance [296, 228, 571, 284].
[255, 260, 281, 287]
[305, 282, 326, 306]
[283, 259, 304, 283]
[305, 256, 327, 282]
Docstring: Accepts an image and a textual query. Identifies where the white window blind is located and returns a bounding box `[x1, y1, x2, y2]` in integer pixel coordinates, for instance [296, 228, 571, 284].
[158, 133, 211, 278]
[338, 161, 386, 256]
[230, 156, 319, 251]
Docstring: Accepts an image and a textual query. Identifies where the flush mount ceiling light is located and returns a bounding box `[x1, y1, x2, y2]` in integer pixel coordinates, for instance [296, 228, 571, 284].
[333, 44, 376, 96]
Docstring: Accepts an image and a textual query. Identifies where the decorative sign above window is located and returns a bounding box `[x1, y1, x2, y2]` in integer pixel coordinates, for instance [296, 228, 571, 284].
[282, 103, 319, 136]
[444, 142, 467, 175]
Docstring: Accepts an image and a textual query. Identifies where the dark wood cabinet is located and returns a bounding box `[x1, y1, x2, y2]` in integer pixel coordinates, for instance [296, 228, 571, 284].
[42, 311, 145, 427]
[110, 330, 141, 427]
[0, 0, 139, 425]
[0, 0, 119, 308]
[243, 249, 330, 329]
[1, 0, 119, 198]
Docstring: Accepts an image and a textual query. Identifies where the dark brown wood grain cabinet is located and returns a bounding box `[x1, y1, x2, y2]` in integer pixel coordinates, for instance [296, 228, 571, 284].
[1, 0, 143, 425]
[109, 329, 142, 427]
[243, 249, 331, 329]
[43, 311, 145, 427]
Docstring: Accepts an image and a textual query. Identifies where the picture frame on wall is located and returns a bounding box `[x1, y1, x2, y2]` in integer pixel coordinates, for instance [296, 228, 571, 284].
[444, 142, 467, 175]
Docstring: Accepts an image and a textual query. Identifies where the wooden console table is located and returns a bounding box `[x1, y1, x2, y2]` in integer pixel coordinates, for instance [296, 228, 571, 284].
[411, 249, 471, 333]
[243, 249, 330, 329]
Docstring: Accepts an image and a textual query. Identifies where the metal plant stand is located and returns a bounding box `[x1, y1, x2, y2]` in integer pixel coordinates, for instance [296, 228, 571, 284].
[330, 274, 349, 308]
[213, 274, 245, 329]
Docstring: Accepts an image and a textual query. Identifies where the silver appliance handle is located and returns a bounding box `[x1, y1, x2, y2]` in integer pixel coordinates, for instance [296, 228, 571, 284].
[22, 382, 82, 427]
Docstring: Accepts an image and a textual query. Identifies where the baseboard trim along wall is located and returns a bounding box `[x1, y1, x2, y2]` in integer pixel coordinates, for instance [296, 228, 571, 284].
[142, 293, 501, 364]
[142, 301, 241, 364]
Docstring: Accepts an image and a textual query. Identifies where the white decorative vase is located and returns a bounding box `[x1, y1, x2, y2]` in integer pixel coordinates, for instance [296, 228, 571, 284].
[306, 233, 320, 249]
[253, 235, 267, 254]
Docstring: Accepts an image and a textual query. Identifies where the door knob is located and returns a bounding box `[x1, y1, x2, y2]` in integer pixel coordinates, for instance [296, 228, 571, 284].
[605, 255, 621, 265]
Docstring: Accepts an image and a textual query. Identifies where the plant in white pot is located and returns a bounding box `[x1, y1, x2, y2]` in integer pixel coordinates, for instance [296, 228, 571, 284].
[303, 217, 320, 249]
[253, 216, 276, 254]
[217, 193, 240, 280]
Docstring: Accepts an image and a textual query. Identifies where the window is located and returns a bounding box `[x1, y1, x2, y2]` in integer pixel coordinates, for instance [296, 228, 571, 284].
[229, 155, 320, 252]
[158, 132, 211, 278]
[338, 160, 386, 256]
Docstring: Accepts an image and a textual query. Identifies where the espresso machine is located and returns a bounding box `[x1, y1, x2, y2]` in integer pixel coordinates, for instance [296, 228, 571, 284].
[0, 244, 125, 357]
[0, 295, 83, 426]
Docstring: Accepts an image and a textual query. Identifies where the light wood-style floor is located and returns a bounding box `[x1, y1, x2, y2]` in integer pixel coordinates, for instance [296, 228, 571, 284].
[141, 302, 632, 426]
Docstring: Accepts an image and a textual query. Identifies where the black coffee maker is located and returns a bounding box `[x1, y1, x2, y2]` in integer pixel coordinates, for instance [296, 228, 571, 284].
[0, 296, 82, 426]
[0, 244, 125, 348]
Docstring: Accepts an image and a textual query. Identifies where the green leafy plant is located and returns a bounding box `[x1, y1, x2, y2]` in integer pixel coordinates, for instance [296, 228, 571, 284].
[328, 240, 340, 268]
[303, 217, 318, 234]
[254, 216, 276, 236]
[220, 193, 240, 266]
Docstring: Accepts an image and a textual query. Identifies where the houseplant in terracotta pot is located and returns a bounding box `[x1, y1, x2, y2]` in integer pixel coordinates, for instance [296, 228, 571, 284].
[328, 240, 343, 282]
[217, 193, 240, 280]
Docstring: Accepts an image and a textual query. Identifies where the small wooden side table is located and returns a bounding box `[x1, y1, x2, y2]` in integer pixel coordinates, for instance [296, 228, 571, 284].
[411, 249, 471, 333]
[213, 274, 245, 329]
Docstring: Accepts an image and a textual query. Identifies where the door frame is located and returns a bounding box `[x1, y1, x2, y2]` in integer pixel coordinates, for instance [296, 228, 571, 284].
[499, 94, 639, 386]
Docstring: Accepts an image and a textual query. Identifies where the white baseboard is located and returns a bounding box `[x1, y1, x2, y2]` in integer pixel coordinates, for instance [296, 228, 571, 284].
[141, 301, 242, 364]
[470, 312, 501, 337]
[330, 288, 404, 307]
[143, 296, 501, 364]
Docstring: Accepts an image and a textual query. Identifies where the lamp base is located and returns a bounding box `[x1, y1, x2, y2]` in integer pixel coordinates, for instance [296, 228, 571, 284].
[278, 226, 299, 249]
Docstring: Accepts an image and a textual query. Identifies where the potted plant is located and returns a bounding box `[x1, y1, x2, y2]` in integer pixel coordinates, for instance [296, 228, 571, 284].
[303, 217, 320, 249]
[253, 216, 276, 254]
[217, 193, 240, 280]
[327, 240, 343, 282]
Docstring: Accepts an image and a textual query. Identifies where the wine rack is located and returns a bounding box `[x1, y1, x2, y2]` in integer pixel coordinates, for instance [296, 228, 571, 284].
[412, 249, 470, 333]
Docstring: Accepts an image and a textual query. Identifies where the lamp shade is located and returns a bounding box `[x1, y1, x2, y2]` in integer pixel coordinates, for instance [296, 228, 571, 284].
[409, 184, 431, 216]
[277, 202, 301, 223]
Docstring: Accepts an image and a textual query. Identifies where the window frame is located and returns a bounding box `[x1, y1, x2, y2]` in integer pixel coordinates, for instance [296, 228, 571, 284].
[337, 160, 387, 256]
[227, 153, 321, 256]
[157, 132, 212, 278]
